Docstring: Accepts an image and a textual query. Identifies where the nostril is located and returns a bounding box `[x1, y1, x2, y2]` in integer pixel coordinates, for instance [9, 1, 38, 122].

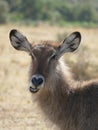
[31, 77, 37, 86]
[31, 75, 44, 86]
[37, 77, 44, 85]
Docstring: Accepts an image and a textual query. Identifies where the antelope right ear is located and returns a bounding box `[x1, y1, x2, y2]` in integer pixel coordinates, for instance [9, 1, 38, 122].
[9, 29, 32, 53]
[56, 32, 81, 58]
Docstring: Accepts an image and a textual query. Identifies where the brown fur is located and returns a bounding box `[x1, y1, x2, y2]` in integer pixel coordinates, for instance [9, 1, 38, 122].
[30, 42, 98, 130]
[9, 30, 98, 130]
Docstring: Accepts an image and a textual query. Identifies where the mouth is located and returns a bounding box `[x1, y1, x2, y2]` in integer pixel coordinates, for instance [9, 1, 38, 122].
[29, 82, 44, 93]
[29, 86, 39, 93]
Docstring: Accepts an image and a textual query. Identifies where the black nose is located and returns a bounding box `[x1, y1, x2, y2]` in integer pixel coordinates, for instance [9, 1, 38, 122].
[31, 75, 44, 86]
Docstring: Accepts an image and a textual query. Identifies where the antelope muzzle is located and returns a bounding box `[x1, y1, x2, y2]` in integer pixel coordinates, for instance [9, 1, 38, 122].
[29, 74, 45, 93]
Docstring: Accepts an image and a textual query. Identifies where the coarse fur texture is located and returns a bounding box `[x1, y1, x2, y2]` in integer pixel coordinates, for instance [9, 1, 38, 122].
[36, 58, 98, 130]
[9, 29, 98, 130]
[35, 56, 98, 130]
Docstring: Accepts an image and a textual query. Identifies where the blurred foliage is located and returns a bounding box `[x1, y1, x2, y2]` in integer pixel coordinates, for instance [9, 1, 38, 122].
[0, 0, 98, 25]
[0, 1, 9, 23]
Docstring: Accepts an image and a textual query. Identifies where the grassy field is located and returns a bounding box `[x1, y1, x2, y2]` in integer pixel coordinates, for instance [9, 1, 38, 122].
[0, 24, 98, 130]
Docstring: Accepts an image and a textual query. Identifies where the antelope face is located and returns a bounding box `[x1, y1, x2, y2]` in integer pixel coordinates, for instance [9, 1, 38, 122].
[9, 29, 81, 93]
[29, 44, 58, 93]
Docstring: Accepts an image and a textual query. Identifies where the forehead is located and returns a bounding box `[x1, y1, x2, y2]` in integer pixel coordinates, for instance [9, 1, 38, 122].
[32, 44, 56, 55]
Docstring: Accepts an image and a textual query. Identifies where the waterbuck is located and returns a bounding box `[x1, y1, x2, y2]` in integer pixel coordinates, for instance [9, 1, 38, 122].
[9, 29, 98, 130]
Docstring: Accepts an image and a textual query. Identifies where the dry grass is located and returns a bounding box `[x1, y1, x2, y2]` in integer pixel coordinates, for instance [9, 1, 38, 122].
[0, 24, 98, 130]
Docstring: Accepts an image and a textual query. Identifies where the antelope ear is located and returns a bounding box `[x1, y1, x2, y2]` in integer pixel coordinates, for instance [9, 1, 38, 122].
[9, 29, 32, 53]
[57, 32, 81, 57]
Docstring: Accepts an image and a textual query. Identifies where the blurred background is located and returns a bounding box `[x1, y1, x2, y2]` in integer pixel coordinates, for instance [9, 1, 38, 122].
[1, 0, 98, 26]
[0, 0, 98, 130]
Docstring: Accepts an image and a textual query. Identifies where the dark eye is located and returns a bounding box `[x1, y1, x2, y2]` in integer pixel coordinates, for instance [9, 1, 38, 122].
[29, 53, 35, 60]
[51, 53, 56, 59]
[49, 53, 56, 60]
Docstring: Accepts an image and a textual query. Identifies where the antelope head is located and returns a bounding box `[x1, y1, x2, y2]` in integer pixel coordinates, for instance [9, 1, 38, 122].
[9, 29, 81, 93]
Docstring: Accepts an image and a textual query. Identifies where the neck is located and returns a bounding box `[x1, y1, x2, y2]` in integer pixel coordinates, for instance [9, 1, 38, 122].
[34, 57, 79, 129]
[47, 57, 75, 94]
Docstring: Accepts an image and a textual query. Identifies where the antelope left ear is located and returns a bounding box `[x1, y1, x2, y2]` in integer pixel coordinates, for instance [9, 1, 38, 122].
[9, 29, 32, 53]
[57, 32, 81, 57]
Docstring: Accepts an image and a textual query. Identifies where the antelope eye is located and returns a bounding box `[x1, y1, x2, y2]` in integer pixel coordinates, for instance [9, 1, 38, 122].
[30, 53, 35, 60]
[51, 54, 56, 59]
[49, 53, 56, 60]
